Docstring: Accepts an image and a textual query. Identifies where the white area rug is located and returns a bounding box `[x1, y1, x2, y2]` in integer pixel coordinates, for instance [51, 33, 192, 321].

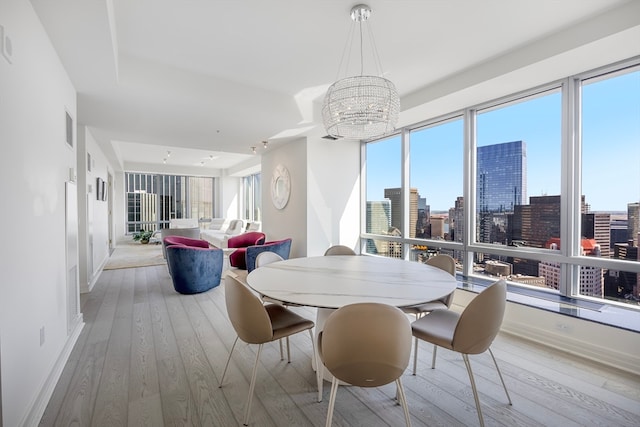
[104, 239, 166, 270]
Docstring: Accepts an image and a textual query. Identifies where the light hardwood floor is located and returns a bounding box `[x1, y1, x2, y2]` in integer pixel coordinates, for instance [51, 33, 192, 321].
[40, 264, 640, 426]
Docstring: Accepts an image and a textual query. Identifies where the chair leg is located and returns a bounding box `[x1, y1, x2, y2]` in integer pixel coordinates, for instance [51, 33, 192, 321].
[286, 336, 291, 362]
[412, 336, 419, 375]
[412, 312, 421, 375]
[243, 344, 263, 426]
[431, 345, 438, 369]
[395, 378, 413, 427]
[488, 348, 512, 405]
[279, 339, 284, 360]
[219, 336, 239, 387]
[309, 329, 322, 402]
[325, 376, 340, 427]
[462, 354, 484, 427]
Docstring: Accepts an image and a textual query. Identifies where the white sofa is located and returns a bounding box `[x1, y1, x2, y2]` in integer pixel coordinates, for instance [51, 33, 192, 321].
[169, 218, 199, 229]
[200, 219, 244, 248]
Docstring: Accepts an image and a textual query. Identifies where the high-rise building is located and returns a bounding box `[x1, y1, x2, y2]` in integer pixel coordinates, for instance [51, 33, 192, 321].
[450, 196, 465, 262]
[477, 141, 526, 244]
[366, 200, 391, 254]
[430, 216, 446, 239]
[539, 237, 603, 297]
[582, 212, 611, 259]
[384, 187, 419, 238]
[477, 140, 527, 213]
[416, 196, 428, 238]
[628, 202, 639, 246]
[508, 195, 587, 276]
[609, 241, 639, 299]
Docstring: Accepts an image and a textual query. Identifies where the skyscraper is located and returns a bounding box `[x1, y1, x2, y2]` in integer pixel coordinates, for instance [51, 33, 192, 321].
[477, 140, 527, 213]
[628, 202, 639, 246]
[384, 187, 419, 238]
[477, 141, 526, 244]
[366, 200, 391, 254]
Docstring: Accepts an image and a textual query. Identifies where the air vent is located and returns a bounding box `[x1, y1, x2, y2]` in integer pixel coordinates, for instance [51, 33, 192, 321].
[322, 135, 341, 140]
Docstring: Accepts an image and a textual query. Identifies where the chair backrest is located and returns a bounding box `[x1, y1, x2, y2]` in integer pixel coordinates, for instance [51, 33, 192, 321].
[166, 245, 223, 294]
[228, 232, 266, 249]
[425, 254, 456, 276]
[246, 238, 292, 272]
[255, 251, 284, 268]
[225, 275, 273, 344]
[319, 302, 411, 387]
[163, 235, 209, 248]
[452, 279, 506, 354]
[323, 245, 356, 256]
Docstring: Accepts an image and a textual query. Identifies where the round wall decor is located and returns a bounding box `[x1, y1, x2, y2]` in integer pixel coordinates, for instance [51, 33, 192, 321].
[271, 164, 291, 209]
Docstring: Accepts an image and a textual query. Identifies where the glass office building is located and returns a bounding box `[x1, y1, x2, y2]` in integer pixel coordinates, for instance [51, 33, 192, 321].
[477, 140, 527, 213]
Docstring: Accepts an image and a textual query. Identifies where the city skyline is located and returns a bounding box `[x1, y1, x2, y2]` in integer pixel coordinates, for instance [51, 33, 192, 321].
[367, 69, 639, 213]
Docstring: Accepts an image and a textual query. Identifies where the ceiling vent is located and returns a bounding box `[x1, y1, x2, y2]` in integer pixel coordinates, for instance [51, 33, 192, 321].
[322, 135, 341, 140]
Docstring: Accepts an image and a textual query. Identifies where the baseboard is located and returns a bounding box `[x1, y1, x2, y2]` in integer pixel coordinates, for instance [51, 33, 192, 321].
[500, 312, 640, 376]
[20, 318, 84, 427]
[81, 255, 108, 294]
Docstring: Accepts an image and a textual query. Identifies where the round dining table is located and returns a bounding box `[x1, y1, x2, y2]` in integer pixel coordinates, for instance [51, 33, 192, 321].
[246, 255, 458, 384]
[246, 254, 457, 309]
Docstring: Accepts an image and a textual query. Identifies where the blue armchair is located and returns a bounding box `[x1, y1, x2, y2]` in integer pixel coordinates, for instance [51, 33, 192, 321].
[166, 245, 223, 294]
[245, 238, 292, 272]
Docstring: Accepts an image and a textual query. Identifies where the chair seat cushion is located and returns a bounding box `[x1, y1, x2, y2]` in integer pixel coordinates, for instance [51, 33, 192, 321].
[411, 309, 460, 350]
[401, 300, 448, 315]
[266, 304, 314, 340]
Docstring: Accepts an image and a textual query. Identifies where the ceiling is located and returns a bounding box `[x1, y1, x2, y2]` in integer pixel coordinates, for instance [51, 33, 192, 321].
[30, 0, 635, 172]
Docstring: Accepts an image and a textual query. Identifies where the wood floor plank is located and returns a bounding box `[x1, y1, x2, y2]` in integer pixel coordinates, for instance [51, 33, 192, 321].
[127, 267, 163, 427]
[147, 265, 200, 426]
[39, 262, 640, 427]
[46, 268, 123, 427]
[91, 267, 136, 427]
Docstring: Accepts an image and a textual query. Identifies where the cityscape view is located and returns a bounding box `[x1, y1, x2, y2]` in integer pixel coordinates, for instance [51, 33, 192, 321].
[365, 68, 639, 306]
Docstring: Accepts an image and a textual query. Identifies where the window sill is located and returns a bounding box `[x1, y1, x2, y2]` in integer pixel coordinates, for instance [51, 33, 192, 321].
[456, 276, 640, 334]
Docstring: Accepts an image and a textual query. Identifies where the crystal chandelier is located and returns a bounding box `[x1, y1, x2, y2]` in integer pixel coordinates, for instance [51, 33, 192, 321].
[322, 4, 400, 140]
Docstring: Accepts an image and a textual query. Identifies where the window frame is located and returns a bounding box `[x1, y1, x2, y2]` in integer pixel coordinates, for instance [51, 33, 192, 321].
[360, 56, 640, 310]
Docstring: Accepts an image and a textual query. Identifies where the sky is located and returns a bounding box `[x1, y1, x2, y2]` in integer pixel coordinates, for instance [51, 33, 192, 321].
[366, 69, 640, 213]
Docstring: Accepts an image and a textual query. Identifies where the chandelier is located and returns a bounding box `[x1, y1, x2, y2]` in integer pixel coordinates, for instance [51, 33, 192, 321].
[322, 4, 400, 140]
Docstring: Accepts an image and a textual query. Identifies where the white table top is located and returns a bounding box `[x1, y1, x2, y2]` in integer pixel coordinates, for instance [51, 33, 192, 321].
[246, 255, 457, 309]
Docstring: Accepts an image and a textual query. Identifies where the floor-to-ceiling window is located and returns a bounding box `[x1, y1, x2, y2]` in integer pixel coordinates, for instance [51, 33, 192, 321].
[409, 117, 464, 265]
[242, 172, 262, 222]
[125, 172, 215, 233]
[361, 57, 640, 309]
[475, 87, 562, 290]
[364, 135, 401, 257]
[579, 64, 640, 304]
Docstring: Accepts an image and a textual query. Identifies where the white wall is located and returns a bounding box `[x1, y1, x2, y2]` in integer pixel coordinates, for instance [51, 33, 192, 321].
[0, 1, 82, 425]
[262, 139, 308, 256]
[306, 136, 361, 256]
[261, 137, 360, 258]
[77, 126, 112, 292]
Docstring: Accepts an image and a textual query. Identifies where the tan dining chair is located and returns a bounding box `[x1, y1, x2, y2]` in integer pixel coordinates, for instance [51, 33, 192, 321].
[254, 251, 291, 359]
[220, 275, 321, 426]
[318, 302, 413, 427]
[323, 245, 356, 256]
[411, 279, 512, 427]
[401, 254, 456, 374]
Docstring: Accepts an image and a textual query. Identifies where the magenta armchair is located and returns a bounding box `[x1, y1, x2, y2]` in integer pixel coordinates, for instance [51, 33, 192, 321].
[228, 232, 266, 270]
